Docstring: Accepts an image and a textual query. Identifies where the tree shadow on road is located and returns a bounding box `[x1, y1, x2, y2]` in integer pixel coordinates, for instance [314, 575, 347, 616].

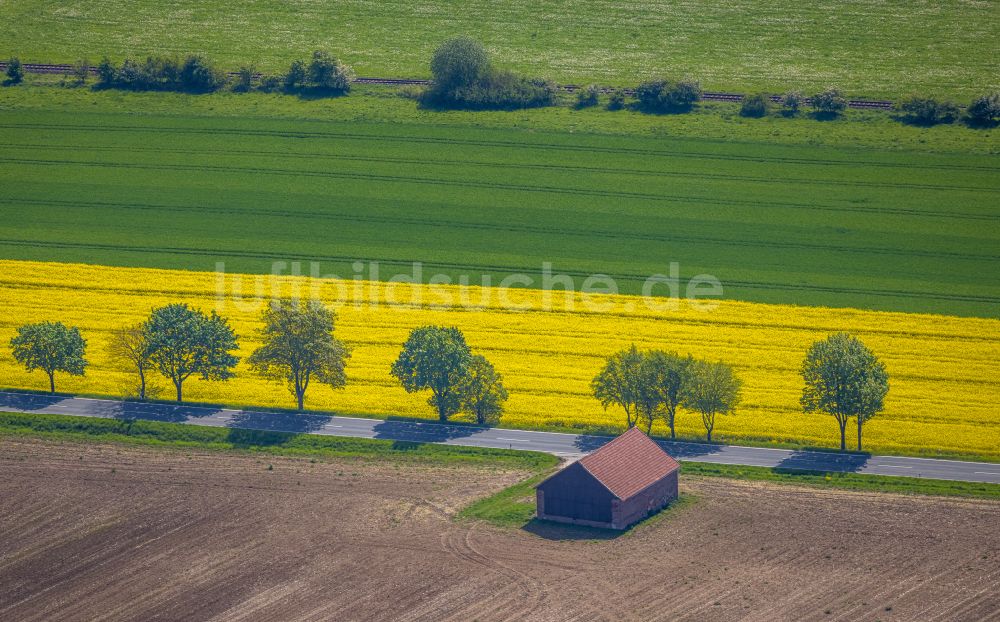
[372, 417, 481, 443]
[775, 449, 870, 474]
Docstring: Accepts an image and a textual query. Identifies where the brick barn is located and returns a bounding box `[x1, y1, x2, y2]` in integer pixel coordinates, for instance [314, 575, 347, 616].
[535, 428, 680, 530]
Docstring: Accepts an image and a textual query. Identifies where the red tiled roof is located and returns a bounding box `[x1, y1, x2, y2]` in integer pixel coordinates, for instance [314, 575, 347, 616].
[578, 428, 680, 500]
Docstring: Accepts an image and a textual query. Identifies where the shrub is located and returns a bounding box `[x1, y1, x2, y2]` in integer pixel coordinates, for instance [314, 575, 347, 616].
[781, 90, 804, 116]
[142, 55, 180, 89]
[607, 89, 626, 111]
[430, 37, 491, 91]
[233, 65, 255, 92]
[740, 93, 771, 118]
[967, 92, 1000, 125]
[812, 88, 847, 117]
[96, 56, 116, 86]
[5, 57, 23, 84]
[284, 60, 306, 91]
[71, 59, 90, 85]
[422, 38, 554, 110]
[306, 50, 353, 93]
[634, 78, 702, 113]
[115, 58, 148, 89]
[897, 95, 960, 125]
[575, 84, 600, 108]
[179, 55, 224, 91]
[442, 70, 556, 110]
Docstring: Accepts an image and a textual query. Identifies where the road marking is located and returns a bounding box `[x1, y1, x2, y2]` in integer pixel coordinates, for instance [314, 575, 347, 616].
[974, 471, 1000, 475]
[496, 438, 530, 442]
[881, 465, 913, 469]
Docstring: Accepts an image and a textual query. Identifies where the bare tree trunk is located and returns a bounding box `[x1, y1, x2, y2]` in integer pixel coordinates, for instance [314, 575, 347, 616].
[48, 371, 55, 394]
[296, 390, 304, 411]
[857, 418, 863, 451]
[138, 368, 146, 400]
[838, 418, 846, 451]
[175, 380, 183, 403]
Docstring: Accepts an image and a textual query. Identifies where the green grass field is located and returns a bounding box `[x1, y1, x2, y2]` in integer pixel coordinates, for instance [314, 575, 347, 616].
[2, 1, 998, 98]
[1, 98, 998, 317]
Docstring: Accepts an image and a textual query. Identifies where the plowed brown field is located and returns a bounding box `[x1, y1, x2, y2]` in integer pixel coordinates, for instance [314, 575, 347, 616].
[1, 439, 997, 622]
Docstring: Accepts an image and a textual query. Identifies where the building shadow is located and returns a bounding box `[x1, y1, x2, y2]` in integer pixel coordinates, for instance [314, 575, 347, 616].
[521, 518, 621, 541]
[774, 449, 870, 474]
[372, 418, 481, 443]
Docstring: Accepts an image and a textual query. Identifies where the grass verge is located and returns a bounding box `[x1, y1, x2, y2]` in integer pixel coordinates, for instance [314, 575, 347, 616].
[683, 461, 1000, 500]
[0, 411, 559, 471]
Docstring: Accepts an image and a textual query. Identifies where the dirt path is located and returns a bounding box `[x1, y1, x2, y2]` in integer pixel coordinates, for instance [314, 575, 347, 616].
[1, 438, 997, 621]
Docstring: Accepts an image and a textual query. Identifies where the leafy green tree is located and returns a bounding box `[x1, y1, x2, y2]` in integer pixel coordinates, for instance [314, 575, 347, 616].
[634, 78, 702, 113]
[681, 360, 741, 442]
[391, 326, 472, 421]
[306, 50, 353, 93]
[967, 92, 1000, 125]
[5, 57, 23, 84]
[107, 323, 156, 400]
[233, 65, 255, 92]
[457, 355, 508, 425]
[146, 303, 239, 402]
[592, 344, 644, 428]
[248, 299, 351, 411]
[801, 332, 889, 451]
[898, 96, 959, 125]
[575, 84, 600, 108]
[607, 89, 626, 111]
[179, 55, 223, 91]
[284, 59, 306, 90]
[430, 37, 491, 91]
[811, 87, 847, 117]
[781, 90, 804, 115]
[740, 93, 772, 118]
[642, 351, 692, 438]
[96, 56, 116, 86]
[10, 321, 87, 393]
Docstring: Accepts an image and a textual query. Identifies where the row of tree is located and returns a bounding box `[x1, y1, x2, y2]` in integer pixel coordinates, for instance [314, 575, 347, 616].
[7, 303, 508, 423]
[8, 301, 346, 407]
[591, 333, 889, 450]
[6, 49, 999, 126]
[7, 308, 889, 450]
[591, 348, 741, 442]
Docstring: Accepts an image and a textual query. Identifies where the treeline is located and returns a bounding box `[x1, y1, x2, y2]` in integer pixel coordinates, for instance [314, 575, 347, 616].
[7, 302, 507, 424]
[81, 50, 353, 95]
[6, 45, 999, 125]
[10, 304, 888, 451]
[592, 332, 888, 451]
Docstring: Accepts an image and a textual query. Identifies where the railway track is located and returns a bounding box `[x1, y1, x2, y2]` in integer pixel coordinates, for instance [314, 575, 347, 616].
[0, 61, 895, 110]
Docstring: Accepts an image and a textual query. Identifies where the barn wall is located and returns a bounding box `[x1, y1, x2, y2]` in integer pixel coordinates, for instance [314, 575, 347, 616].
[536, 462, 614, 525]
[613, 470, 679, 529]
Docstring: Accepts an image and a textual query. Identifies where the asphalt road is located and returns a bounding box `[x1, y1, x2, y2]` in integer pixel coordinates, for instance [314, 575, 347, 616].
[2, 391, 998, 484]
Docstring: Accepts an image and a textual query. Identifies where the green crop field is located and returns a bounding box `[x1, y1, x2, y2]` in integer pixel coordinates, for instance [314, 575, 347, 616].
[2, 0, 998, 98]
[1, 105, 998, 317]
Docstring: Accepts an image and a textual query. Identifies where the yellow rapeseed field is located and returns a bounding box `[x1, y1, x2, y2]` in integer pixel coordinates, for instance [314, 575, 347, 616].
[0, 260, 997, 459]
